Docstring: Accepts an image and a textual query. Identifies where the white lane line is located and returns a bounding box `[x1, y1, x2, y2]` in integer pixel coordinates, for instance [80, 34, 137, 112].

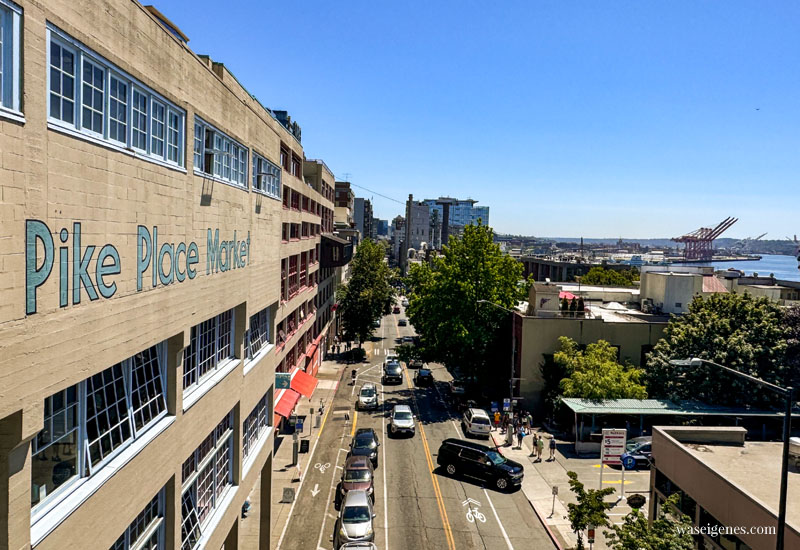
[483, 488, 515, 550]
[315, 426, 350, 550]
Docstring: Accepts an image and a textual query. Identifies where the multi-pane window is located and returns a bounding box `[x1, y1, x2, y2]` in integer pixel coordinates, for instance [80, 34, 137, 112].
[108, 75, 127, 143]
[243, 394, 271, 459]
[181, 412, 234, 550]
[183, 309, 235, 391]
[252, 152, 281, 199]
[193, 116, 248, 188]
[31, 343, 167, 511]
[0, 0, 21, 113]
[47, 27, 185, 167]
[246, 307, 272, 360]
[110, 489, 165, 550]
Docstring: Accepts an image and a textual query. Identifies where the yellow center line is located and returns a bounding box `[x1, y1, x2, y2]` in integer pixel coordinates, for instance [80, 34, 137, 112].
[403, 361, 456, 550]
[351, 410, 358, 437]
[316, 395, 334, 439]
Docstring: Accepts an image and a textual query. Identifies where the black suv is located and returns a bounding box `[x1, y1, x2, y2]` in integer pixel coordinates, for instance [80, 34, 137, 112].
[436, 438, 524, 491]
[414, 368, 434, 387]
[382, 361, 403, 385]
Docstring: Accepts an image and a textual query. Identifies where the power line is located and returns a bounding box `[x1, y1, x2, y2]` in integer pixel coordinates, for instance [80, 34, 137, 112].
[347, 182, 405, 205]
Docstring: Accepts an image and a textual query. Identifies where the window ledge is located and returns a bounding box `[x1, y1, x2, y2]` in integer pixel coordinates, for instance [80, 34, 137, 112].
[192, 169, 248, 192]
[0, 107, 25, 124]
[243, 344, 275, 376]
[253, 188, 280, 201]
[31, 415, 175, 546]
[242, 426, 274, 478]
[47, 121, 187, 173]
[183, 358, 241, 412]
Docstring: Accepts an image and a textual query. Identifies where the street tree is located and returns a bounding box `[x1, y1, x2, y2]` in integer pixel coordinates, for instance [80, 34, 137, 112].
[557, 337, 648, 400]
[580, 266, 638, 286]
[784, 304, 800, 389]
[336, 239, 395, 347]
[645, 292, 788, 407]
[405, 222, 525, 391]
[604, 493, 694, 550]
[566, 471, 615, 550]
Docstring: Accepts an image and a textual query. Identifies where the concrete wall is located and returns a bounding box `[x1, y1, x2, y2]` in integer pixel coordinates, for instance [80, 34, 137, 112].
[0, 1, 328, 548]
[519, 317, 666, 412]
[640, 272, 702, 314]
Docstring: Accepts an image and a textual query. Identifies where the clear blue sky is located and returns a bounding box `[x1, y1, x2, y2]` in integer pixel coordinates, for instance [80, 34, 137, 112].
[161, 1, 799, 239]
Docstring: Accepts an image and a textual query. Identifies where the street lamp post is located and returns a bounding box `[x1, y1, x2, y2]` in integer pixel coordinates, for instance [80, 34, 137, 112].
[669, 357, 794, 550]
[477, 300, 520, 409]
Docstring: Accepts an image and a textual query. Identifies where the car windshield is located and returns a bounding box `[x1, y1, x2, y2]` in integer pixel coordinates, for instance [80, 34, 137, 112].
[420, 370, 430, 376]
[394, 411, 412, 421]
[342, 505, 371, 523]
[360, 387, 376, 398]
[344, 469, 371, 483]
[354, 436, 376, 449]
[486, 450, 507, 465]
[472, 416, 490, 425]
[386, 364, 401, 372]
[626, 440, 648, 451]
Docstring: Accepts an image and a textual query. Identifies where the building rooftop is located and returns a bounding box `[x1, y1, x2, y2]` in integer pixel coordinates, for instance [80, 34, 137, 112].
[561, 398, 790, 417]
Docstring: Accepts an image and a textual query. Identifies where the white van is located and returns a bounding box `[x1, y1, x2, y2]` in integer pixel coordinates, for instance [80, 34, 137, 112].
[462, 408, 492, 438]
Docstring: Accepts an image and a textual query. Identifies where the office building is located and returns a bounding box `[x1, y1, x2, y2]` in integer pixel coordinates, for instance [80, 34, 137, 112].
[421, 197, 489, 248]
[353, 197, 374, 242]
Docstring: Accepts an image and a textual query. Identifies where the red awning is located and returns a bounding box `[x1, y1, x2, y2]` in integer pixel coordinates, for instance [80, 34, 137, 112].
[274, 389, 301, 418]
[291, 369, 319, 398]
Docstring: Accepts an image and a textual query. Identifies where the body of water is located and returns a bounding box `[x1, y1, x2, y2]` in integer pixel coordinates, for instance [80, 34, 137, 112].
[674, 254, 799, 281]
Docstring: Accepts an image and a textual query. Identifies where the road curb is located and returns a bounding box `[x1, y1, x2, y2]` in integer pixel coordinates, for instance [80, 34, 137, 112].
[491, 431, 565, 550]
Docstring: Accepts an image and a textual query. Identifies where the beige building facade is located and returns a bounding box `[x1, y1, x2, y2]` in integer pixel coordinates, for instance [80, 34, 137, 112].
[0, 2, 337, 549]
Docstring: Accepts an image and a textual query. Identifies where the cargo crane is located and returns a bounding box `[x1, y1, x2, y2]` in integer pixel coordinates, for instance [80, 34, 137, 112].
[732, 232, 767, 253]
[672, 217, 738, 261]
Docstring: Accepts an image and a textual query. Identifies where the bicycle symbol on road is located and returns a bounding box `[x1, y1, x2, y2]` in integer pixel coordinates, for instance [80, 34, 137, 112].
[462, 498, 486, 523]
[314, 462, 331, 474]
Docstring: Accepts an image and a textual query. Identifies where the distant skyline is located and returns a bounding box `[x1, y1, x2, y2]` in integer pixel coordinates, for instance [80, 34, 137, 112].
[162, 1, 799, 238]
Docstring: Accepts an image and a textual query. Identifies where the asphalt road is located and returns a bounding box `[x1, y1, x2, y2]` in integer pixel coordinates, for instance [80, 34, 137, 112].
[277, 306, 556, 550]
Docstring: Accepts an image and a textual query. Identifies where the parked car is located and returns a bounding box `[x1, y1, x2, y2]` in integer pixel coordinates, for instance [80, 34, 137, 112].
[401, 298, 409, 307]
[339, 455, 374, 506]
[449, 380, 466, 396]
[393, 306, 401, 314]
[371, 319, 380, 328]
[349, 428, 380, 467]
[333, 490, 376, 549]
[436, 438, 524, 491]
[408, 359, 424, 369]
[402, 335, 414, 343]
[462, 408, 492, 438]
[414, 368, 434, 387]
[621, 437, 652, 470]
[339, 543, 378, 550]
[398, 318, 407, 326]
[389, 404, 416, 437]
[357, 383, 379, 410]
[382, 361, 403, 385]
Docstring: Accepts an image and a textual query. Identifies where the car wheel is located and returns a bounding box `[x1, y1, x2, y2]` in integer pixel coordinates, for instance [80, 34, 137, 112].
[391, 425, 396, 435]
[446, 463, 457, 476]
[496, 477, 509, 490]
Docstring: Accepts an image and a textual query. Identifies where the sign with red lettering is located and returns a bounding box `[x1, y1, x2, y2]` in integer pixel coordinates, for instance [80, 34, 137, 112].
[601, 428, 627, 465]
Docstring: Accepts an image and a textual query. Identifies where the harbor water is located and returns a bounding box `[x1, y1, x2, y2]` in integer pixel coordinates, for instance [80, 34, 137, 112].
[675, 254, 799, 282]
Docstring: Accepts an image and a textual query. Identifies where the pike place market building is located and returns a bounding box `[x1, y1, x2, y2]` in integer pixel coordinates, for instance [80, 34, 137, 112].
[0, 1, 350, 548]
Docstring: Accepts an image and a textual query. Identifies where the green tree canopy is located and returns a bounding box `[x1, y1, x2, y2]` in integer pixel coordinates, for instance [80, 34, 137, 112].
[557, 337, 648, 400]
[604, 493, 694, 550]
[645, 292, 788, 407]
[566, 471, 615, 550]
[336, 239, 395, 346]
[405, 222, 526, 390]
[580, 267, 638, 286]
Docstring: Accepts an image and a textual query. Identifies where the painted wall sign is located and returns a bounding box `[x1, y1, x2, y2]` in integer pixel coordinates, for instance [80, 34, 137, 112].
[25, 220, 250, 314]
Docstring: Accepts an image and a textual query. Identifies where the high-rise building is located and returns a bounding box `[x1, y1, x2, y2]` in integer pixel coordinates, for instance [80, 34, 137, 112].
[353, 197, 374, 241]
[376, 219, 389, 237]
[0, 3, 347, 549]
[421, 197, 490, 248]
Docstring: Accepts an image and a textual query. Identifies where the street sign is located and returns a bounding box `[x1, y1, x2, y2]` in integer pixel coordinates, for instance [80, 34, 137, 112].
[280, 488, 295, 503]
[295, 419, 304, 433]
[587, 525, 595, 544]
[601, 428, 627, 465]
[276, 372, 291, 389]
[503, 398, 511, 411]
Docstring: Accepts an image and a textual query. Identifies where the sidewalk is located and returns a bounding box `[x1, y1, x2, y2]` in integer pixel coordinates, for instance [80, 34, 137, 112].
[490, 428, 644, 550]
[240, 354, 348, 549]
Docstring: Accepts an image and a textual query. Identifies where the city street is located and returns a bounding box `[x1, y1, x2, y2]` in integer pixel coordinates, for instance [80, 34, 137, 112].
[275, 311, 557, 550]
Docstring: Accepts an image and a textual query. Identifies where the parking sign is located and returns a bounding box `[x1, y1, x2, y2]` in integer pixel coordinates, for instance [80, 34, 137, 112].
[601, 428, 627, 465]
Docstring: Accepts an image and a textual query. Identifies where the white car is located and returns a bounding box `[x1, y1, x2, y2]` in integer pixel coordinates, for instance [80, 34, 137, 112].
[357, 383, 379, 410]
[389, 404, 415, 437]
[462, 408, 492, 438]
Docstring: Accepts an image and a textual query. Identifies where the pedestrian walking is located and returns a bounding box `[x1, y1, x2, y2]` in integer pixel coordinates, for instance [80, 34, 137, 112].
[501, 414, 508, 434]
[516, 425, 525, 450]
[493, 411, 501, 431]
[548, 436, 557, 461]
[530, 434, 538, 457]
[526, 412, 533, 429]
[536, 434, 545, 462]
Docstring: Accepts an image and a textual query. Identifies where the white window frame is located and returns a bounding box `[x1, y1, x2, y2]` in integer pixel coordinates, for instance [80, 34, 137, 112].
[30, 342, 168, 519]
[242, 393, 271, 460]
[252, 151, 281, 200]
[111, 489, 166, 550]
[193, 116, 249, 189]
[245, 307, 272, 361]
[181, 413, 234, 550]
[46, 24, 186, 171]
[0, 0, 22, 119]
[183, 309, 236, 393]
